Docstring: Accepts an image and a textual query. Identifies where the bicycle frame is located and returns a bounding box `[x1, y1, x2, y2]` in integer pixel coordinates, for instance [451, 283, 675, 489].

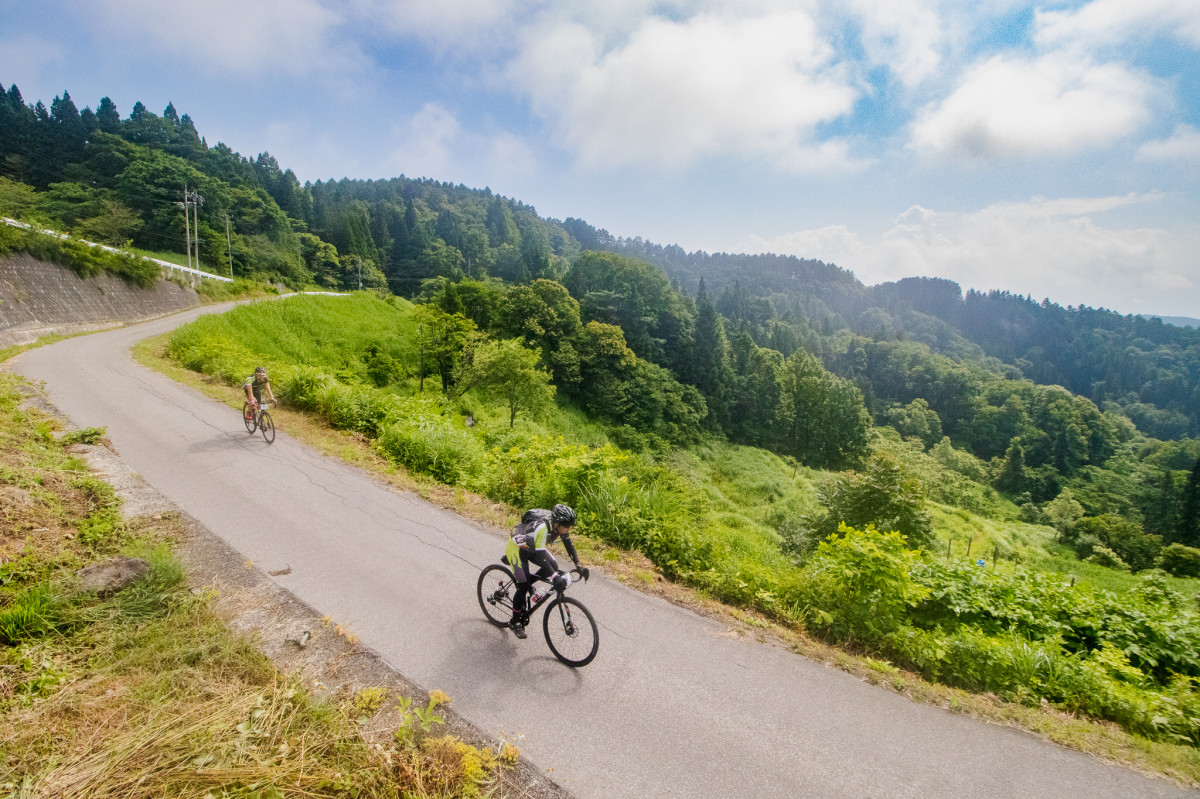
[513, 574, 560, 623]
[243, 399, 276, 443]
[477, 564, 598, 666]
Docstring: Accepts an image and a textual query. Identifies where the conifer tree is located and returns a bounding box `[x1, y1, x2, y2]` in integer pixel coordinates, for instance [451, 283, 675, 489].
[1176, 459, 1200, 548]
[96, 96, 120, 133]
[690, 278, 733, 431]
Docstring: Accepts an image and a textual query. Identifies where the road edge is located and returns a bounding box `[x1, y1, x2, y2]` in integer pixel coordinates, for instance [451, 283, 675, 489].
[16, 380, 574, 799]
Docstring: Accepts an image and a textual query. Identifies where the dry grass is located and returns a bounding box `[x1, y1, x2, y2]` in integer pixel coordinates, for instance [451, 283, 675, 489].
[0, 373, 519, 798]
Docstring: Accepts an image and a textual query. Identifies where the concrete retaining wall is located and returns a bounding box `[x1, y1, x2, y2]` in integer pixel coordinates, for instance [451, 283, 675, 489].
[0, 254, 200, 347]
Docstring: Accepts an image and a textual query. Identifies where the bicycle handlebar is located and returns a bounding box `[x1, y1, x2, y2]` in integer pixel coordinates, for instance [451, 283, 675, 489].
[531, 568, 589, 593]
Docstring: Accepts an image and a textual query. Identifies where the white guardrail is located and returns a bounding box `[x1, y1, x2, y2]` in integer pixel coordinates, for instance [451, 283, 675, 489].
[3, 216, 234, 283]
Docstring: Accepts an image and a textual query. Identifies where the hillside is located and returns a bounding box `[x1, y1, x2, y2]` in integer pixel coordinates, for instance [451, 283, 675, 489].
[2, 83, 1198, 551]
[160, 292, 1200, 760]
[2, 83, 1197, 446]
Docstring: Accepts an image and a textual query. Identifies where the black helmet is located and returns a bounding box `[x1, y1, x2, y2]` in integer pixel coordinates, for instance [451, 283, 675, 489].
[551, 504, 576, 527]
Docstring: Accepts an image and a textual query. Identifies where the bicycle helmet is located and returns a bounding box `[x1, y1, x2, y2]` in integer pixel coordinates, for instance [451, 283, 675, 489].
[551, 503, 576, 527]
[254, 366, 267, 377]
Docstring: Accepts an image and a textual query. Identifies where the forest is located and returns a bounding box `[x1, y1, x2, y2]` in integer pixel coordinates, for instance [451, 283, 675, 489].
[4, 86, 1200, 748]
[2, 84, 1197, 557]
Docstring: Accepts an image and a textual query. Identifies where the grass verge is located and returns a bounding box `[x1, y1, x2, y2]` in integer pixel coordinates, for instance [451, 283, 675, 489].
[131, 335, 1200, 786]
[0, 372, 521, 797]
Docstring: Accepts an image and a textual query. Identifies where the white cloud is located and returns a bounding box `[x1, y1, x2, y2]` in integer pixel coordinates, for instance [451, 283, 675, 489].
[88, 0, 364, 80]
[349, 0, 519, 49]
[1035, 0, 1200, 50]
[909, 53, 1155, 158]
[744, 195, 1200, 316]
[386, 103, 462, 178]
[744, 223, 869, 265]
[485, 133, 539, 181]
[508, 10, 860, 171]
[379, 104, 541, 187]
[839, 0, 943, 87]
[1137, 125, 1200, 165]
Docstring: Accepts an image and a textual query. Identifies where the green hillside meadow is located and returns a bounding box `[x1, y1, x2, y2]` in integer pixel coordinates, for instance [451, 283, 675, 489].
[167, 293, 1200, 756]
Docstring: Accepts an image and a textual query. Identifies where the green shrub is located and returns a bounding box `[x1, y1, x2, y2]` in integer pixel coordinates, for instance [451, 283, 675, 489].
[1157, 543, 1200, 578]
[787, 451, 933, 556]
[1075, 514, 1162, 572]
[1086, 545, 1130, 571]
[61, 426, 107, 445]
[1074, 532, 1102, 559]
[376, 417, 484, 485]
[797, 524, 929, 645]
[0, 221, 159, 286]
[909, 562, 1082, 642]
[165, 330, 258, 384]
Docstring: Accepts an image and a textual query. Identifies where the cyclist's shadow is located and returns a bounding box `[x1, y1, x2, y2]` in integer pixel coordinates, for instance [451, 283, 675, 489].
[443, 617, 585, 696]
[187, 431, 273, 454]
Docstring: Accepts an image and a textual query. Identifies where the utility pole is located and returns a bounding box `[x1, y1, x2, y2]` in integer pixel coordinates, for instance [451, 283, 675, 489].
[358, 257, 362, 290]
[190, 189, 204, 271]
[225, 214, 234, 278]
[180, 186, 192, 271]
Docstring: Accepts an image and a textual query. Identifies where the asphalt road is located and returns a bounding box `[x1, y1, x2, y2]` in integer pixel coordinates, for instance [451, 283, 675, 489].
[11, 300, 1197, 798]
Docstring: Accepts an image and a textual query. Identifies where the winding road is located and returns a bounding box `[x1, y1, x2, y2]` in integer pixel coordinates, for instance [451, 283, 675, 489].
[10, 300, 1197, 798]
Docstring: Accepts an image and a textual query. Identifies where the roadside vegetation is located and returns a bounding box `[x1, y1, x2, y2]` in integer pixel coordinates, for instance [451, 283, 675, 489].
[0, 214, 160, 288]
[0, 372, 519, 796]
[164, 293, 1200, 782]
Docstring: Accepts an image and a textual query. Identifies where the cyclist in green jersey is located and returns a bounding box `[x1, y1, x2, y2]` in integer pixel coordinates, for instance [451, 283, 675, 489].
[506, 504, 587, 639]
[243, 366, 276, 419]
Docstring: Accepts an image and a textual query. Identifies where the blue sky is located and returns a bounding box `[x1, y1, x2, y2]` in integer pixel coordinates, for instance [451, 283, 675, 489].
[2, 0, 1198, 317]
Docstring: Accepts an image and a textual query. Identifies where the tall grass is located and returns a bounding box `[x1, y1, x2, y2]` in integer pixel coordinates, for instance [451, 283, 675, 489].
[167, 293, 418, 380]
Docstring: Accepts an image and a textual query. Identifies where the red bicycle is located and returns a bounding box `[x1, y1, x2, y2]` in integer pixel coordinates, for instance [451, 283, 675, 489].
[242, 399, 276, 444]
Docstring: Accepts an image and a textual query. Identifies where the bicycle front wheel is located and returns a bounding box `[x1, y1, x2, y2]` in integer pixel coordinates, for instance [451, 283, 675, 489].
[477, 564, 516, 627]
[542, 596, 599, 667]
[243, 403, 257, 433]
[259, 411, 275, 443]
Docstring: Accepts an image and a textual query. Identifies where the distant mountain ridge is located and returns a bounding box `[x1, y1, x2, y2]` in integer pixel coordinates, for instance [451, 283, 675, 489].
[1154, 316, 1200, 329]
[586, 239, 1200, 437]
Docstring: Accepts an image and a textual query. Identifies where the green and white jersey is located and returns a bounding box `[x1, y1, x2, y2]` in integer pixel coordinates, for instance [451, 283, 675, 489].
[506, 519, 551, 564]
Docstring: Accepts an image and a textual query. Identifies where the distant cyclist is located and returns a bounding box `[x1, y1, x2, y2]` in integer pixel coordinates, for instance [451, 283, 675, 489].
[506, 503, 588, 639]
[243, 366, 276, 420]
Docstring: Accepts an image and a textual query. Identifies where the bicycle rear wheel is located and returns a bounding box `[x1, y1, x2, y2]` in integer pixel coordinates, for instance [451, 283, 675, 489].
[259, 411, 275, 443]
[477, 564, 516, 626]
[243, 403, 257, 433]
[542, 596, 599, 667]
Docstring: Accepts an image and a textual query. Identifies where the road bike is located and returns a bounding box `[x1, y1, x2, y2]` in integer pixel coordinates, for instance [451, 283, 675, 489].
[242, 399, 276, 444]
[477, 563, 598, 667]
